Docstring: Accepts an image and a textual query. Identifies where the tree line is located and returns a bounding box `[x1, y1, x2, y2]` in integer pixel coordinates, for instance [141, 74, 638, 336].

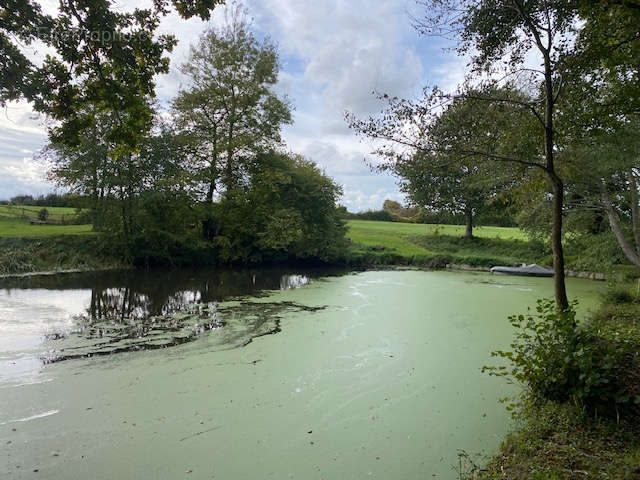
[1, 193, 82, 208]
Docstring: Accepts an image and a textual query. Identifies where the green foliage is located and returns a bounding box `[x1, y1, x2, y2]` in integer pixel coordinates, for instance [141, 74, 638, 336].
[0, 236, 120, 275]
[213, 152, 348, 263]
[97, 188, 203, 266]
[379, 200, 423, 222]
[1, 0, 223, 153]
[172, 8, 292, 199]
[126, 230, 215, 268]
[37, 208, 49, 222]
[485, 299, 640, 419]
[564, 1, 640, 131]
[341, 208, 396, 222]
[565, 232, 628, 272]
[6, 193, 81, 207]
[602, 283, 640, 306]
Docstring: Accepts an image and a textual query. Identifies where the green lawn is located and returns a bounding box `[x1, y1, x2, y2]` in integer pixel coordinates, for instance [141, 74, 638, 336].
[347, 219, 525, 239]
[345, 219, 543, 267]
[347, 220, 527, 254]
[0, 217, 94, 238]
[0, 204, 91, 237]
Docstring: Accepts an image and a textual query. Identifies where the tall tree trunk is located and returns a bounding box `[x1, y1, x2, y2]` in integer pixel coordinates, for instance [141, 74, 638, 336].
[464, 207, 473, 239]
[206, 180, 215, 203]
[628, 169, 640, 253]
[120, 188, 128, 239]
[91, 192, 99, 227]
[225, 90, 237, 194]
[226, 119, 234, 193]
[206, 128, 218, 204]
[601, 183, 640, 267]
[550, 176, 569, 310]
[91, 166, 99, 227]
[542, 52, 569, 311]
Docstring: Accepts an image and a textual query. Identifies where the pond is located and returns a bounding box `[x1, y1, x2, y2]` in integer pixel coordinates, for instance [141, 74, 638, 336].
[0, 267, 604, 479]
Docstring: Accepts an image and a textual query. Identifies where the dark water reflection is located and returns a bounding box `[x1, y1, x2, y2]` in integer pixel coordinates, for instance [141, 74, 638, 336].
[0, 266, 346, 363]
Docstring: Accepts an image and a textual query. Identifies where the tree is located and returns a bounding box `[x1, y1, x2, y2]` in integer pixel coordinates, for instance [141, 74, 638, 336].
[399, 152, 500, 239]
[45, 114, 113, 227]
[568, 1, 640, 119]
[367, 92, 520, 239]
[214, 151, 347, 263]
[1, 0, 223, 154]
[348, 85, 537, 237]
[172, 5, 292, 201]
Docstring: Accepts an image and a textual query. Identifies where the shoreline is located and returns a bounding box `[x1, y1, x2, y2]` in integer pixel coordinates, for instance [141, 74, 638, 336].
[0, 261, 608, 282]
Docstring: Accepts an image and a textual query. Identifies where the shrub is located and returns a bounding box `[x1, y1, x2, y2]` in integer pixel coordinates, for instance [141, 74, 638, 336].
[38, 208, 49, 222]
[128, 230, 216, 267]
[603, 283, 638, 305]
[484, 299, 640, 420]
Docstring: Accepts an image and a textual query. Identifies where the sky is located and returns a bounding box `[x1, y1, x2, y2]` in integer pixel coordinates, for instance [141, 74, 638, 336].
[0, 0, 467, 211]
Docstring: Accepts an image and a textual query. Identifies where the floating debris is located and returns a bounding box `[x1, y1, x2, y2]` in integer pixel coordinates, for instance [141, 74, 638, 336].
[40, 301, 325, 363]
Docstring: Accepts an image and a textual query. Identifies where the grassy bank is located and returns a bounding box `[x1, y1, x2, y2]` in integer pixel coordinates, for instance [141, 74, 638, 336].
[345, 219, 545, 267]
[0, 236, 123, 275]
[471, 281, 640, 479]
[476, 402, 640, 479]
[0, 214, 105, 275]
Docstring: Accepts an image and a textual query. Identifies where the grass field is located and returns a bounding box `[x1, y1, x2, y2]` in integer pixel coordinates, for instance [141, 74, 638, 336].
[0, 205, 92, 238]
[0, 217, 93, 238]
[347, 219, 526, 241]
[345, 219, 544, 267]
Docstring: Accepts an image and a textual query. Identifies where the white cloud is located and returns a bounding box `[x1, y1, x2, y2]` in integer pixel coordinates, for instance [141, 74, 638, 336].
[247, 0, 429, 210]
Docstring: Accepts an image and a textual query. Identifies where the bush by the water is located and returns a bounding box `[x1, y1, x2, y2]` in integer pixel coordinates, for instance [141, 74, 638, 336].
[485, 299, 640, 420]
[211, 152, 348, 264]
[0, 236, 122, 275]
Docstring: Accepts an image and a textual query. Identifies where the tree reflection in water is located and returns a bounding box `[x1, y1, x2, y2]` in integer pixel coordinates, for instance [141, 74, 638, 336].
[0, 266, 343, 363]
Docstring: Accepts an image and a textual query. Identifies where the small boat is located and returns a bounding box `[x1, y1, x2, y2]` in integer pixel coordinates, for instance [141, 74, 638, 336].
[490, 263, 553, 277]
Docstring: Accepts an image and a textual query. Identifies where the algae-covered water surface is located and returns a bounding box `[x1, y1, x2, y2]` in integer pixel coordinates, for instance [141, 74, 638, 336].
[0, 268, 603, 479]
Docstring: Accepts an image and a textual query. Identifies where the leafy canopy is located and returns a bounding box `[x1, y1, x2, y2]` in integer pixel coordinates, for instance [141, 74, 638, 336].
[1, 0, 223, 155]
